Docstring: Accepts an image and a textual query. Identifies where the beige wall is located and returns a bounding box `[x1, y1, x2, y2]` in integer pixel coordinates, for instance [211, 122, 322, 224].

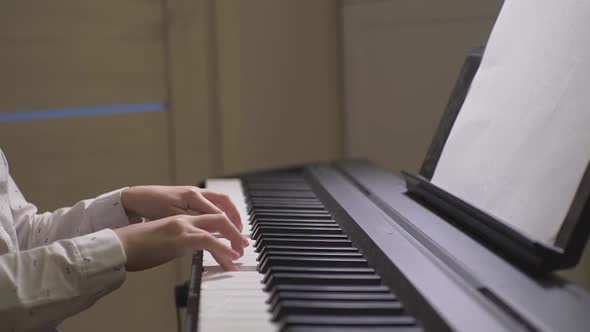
[1, 2, 177, 332]
[1, 0, 172, 209]
[214, 0, 344, 174]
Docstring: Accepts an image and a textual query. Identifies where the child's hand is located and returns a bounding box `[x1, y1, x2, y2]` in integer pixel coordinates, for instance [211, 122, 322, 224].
[113, 214, 244, 272]
[121, 186, 243, 232]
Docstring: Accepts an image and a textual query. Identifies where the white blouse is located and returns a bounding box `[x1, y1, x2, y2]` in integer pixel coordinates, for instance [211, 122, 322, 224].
[0, 148, 128, 332]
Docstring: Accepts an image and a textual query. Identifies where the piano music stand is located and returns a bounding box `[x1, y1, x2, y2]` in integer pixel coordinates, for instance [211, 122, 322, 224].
[407, 47, 590, 273]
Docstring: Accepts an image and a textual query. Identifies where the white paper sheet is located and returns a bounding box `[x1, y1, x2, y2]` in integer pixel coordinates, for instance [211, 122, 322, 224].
[432, 0, 590, 244]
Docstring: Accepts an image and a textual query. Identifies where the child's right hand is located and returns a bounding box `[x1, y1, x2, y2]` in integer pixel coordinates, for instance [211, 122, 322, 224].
[113, 213, 247, 272]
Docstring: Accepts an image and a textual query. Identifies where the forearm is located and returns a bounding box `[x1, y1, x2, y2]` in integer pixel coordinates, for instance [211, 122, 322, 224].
[14, 189, 131, 249]
[0, 229, 126, 331]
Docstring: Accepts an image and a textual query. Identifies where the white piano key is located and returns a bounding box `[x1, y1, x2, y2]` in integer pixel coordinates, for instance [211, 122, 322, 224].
[201, 179, 276, 331]
[202, 238, 258, 269]
[199, 271, 275, 332]
[206, 178, 251, 236]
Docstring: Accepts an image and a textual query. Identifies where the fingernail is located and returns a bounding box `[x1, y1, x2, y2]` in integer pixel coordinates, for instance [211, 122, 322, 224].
[232, 250, 240, 259]
[242, 238, 249, 247]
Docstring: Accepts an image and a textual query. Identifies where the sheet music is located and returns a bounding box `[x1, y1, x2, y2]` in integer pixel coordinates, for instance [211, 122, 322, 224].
[432, 0, 590, 244]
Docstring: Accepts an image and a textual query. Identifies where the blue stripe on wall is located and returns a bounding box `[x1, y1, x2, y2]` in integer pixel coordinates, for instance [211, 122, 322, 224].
[0, 102, 167, 122]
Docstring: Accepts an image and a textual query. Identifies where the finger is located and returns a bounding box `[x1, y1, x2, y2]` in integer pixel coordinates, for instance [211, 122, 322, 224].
[186, 189, 223, 215]
[204, 191, 243, 232]
[201, 190, 243, 232]
[189, 214, 246, 256]
[211, 251, 239, 272]
[215, 233, 249, 249]
[187, 232, 239, 271]
[185, 208, 247, 248]
[185, 209, 248, 245]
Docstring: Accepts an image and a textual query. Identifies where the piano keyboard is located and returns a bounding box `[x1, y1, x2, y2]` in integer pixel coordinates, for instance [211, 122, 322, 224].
[199, 171, 423, 332]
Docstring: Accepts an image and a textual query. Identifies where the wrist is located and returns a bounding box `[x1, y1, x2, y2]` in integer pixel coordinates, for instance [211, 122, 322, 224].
[121, 187, 143, 224]
[113, 227, 132, 270]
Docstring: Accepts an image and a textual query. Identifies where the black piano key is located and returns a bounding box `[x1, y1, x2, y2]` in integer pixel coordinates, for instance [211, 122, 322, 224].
[246, 187, 311, 193]
[248, 203, 324, 210]
[258, 251, 364, 268]
[256, 233, 348, 240]
[248, 197, 322, 204]
[250, 208, 330, 214]
[264, 273, 382, 291]
[254, 234, 349, 248]
[252, 224, 342, 233]
[269, 284, 391, 299]
[248, 196, 321, 202]
[243, 183, 311, 191]
[270, 298, 403, 321]
[244, 177, 304, 184]
[262, 267, 376, 283]
[285, 325, 422, 332]
[272, 292, 397, 302]
[266, 284, 394, 306]
[259, 248, 362, 263]
[271, 300, 405, 321]
[268, 285, 392, 305]
[280, 315, 420, 332]
[269, 292, 398, 309]
[249, 204, 325, 211]
[254, 238, 354, 252]
[252, 225, 341, 236]
[251, 208, 329, 214]
[258, 256, 369, 273]
[252, 226, 344, 240]
[254, 235, 350, 251]
[252, 222, 340, 234]
[248, 203, 326, 212]
[258, 246, 359, 258]
[284, 315, 417, 324]
[251, 218, 337, 225]
[260, 245, 358, 254]
[248, 191, 317, 199]
[250, 207, 330, 214]
[250, 219, 338, 225]
[250, 211, 332, 220]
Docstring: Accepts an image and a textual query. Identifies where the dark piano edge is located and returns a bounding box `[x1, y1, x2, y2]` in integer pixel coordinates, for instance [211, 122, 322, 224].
[185, 251, 203, 332]
[304, 162, 533, 332]
[335, 159, 590, 332]
[302, 168, 448, 332]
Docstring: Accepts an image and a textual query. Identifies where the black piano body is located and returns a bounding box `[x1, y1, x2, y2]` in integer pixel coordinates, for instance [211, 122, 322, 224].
[186, 160, 590, 332]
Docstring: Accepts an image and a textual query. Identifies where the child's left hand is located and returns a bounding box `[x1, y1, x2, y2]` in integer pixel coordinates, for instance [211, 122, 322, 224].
[120, 186, 243, 232]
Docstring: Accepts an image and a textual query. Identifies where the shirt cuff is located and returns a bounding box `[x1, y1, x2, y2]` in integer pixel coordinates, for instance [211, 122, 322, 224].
[90, 188, 131, 230]
[72, 229, 127, 293]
